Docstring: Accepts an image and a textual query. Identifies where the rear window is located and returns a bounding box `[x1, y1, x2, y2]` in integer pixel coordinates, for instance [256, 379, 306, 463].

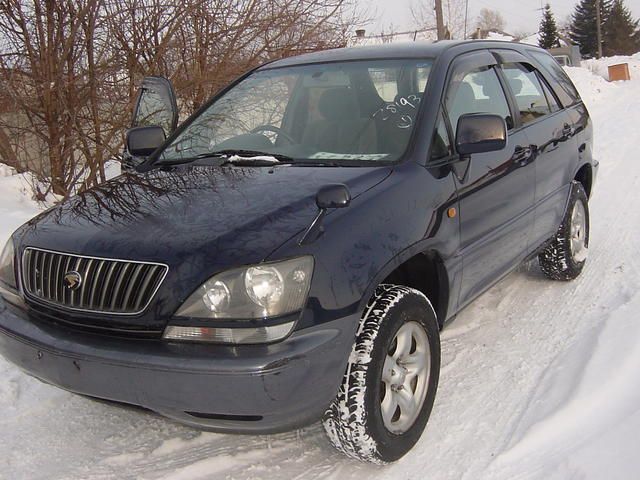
[528, 50, 581, 107]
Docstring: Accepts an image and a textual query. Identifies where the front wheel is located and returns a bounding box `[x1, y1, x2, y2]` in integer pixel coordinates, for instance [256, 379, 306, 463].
[322, 285, 440, 463]
[538, 181, 590, 280]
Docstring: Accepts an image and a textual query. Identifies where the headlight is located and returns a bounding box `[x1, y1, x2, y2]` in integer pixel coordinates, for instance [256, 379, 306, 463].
[0, 239, 16, 290]
[166, 256, 313, 344]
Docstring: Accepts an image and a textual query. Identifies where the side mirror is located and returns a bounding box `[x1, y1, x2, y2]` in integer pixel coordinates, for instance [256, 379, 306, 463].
[299, 184, 351, 245]
[455, 113, 507, 156]
[132, 76, 178, 137]
[126, 126, 165, 157]
[316, 184, 351, 209]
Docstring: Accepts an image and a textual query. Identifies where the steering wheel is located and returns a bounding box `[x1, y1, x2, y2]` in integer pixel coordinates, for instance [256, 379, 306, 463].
[250, 125, 296, 144]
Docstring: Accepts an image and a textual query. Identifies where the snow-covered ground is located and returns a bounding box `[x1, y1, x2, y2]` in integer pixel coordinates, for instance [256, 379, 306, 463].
[2, 56, 640, 479]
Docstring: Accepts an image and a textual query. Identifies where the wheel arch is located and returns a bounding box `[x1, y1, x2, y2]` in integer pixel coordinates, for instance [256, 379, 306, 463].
[574, 163, 593, 198]
[359, 245, 450, 328]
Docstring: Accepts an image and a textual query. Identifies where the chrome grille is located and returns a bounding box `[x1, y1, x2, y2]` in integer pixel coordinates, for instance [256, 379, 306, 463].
[21, 248, 168, 315]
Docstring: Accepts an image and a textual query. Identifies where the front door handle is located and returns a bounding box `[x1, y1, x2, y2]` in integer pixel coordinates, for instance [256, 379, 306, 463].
[513, 145, 535, 165]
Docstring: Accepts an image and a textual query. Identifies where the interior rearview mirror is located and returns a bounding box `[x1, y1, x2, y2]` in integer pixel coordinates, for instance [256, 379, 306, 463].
[126, 126, 165, 158]
[455, 113, 507, 156]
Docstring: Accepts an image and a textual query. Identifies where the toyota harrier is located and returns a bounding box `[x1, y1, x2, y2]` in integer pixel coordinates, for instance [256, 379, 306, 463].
[0, 41, 598, 463]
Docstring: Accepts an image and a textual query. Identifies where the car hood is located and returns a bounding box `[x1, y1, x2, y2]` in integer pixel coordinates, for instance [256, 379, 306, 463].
[16, 164, 391, 277]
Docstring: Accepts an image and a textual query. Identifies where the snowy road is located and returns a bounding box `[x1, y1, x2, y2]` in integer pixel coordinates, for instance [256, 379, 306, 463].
[2, 57, 640, 480]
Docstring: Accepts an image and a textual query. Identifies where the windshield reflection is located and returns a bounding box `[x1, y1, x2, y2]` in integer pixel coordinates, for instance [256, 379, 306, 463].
[159, 59, 433, 165]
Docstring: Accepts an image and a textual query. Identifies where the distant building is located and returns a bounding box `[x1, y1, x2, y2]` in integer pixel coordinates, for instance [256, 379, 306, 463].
[350, 28, 437, 47]
[470, 28, 515, 41]
[518, 32, 582, 66]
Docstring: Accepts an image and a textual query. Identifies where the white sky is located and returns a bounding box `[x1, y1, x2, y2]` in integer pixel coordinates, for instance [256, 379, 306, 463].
[361, 0, 640, 36]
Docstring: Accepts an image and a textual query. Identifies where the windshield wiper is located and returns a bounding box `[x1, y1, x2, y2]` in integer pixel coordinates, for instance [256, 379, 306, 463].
[196, 149, 295, 165]
[156, 149, 345, 168]
[156, 149, 295, 167]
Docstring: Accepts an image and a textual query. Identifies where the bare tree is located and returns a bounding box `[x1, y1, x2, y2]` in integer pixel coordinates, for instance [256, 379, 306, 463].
[0, 0, 99, 196]
[476, 7, 506, 32]
[170, 0, 355, 112]
[0, 0, 359, 199]
[512, 29, 533, 42]
[411, 0, 467, 39]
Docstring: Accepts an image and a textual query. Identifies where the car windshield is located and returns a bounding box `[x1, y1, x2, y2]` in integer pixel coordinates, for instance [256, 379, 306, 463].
[157, 59, 433, 166]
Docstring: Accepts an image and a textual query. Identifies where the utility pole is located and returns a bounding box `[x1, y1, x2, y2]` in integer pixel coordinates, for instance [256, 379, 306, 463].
[435, 0, 446, 40]
[595, 0, 603, 58]
[464, 0, 469, 39]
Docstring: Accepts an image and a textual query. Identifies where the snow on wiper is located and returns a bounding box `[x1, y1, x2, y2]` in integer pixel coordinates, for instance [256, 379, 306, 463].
[196, 149, 294, 165]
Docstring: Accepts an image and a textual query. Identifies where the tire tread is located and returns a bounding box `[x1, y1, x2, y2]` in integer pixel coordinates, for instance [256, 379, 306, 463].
[322, 284, 434, 463]
[538, 181, 589, 281]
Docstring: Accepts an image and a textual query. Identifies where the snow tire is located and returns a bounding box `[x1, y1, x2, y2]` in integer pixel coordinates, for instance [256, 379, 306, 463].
[538, 181, 590, 281]
[322, 284, 440, 463]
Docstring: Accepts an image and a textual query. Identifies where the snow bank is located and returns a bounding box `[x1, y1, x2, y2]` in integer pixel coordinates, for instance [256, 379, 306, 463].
[580, 54, 640, 80]
[489, 292, 640, 479]
[567, 55, 640, 178]
[0, 161, 121, 245]
[0, 167, 46, 245]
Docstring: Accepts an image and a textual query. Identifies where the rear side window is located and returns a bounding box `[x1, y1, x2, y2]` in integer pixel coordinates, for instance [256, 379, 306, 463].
[446, 66, 511, 135]
[502, 63, 551, 126]
[528, 50, 581, 107]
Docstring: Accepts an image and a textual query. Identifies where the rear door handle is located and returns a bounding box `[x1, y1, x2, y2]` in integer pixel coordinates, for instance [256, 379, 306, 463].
[562, 124, 573, 137]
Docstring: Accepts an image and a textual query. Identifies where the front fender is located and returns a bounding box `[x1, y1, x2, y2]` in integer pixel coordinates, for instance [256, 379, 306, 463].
[268, 161, 460, 331]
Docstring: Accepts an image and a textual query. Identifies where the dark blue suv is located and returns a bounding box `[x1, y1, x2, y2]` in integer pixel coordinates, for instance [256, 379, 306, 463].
[0, 41, 597, 463]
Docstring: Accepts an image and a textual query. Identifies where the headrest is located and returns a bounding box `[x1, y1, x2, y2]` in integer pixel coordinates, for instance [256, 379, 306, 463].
[318, 88, 359, 121]
[509, 78, 524, 95]
[455, 82, 476, 105]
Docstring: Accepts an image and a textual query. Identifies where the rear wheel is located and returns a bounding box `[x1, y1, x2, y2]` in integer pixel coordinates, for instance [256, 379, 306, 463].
[538, 181, 590, 280]
[322, 284, 440, 463]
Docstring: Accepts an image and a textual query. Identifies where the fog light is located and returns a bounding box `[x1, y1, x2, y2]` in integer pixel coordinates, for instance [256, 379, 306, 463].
[163, 321, 295, 344]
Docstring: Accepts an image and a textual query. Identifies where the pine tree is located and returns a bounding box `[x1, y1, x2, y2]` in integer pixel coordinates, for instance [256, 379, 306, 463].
[603, 0, 640, 55]
[570, 0, 612, 58]
[539, 4, 561, 49]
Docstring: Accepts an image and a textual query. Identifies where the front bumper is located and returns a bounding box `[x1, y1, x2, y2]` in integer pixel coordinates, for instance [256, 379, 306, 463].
[0, 298, 357, 433]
